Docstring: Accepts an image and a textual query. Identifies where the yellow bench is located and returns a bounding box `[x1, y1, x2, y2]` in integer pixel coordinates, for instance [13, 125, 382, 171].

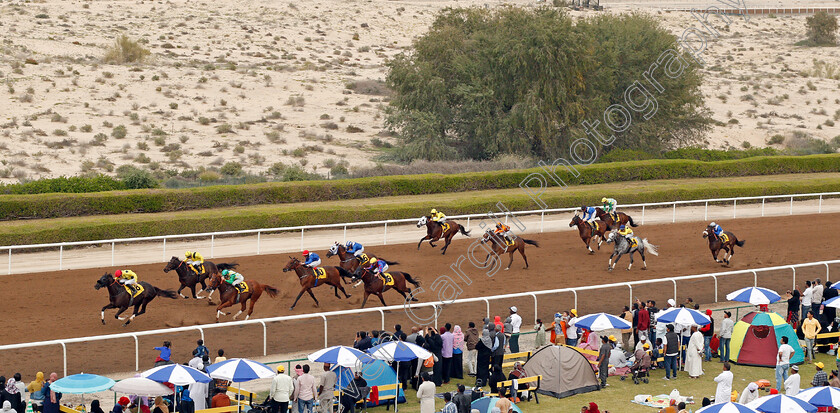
[501, 351, 532, 369]
[196, 406, 245, 413]
[815, 331, 840, 348]
[227, 386, 257, 405]
[331, 383, 402, 412]
[60, 406, 84, 413]
[487, 375, 543, 404]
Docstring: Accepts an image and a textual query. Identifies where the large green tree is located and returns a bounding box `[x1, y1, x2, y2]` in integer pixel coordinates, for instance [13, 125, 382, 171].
[386, 7, 709, 162]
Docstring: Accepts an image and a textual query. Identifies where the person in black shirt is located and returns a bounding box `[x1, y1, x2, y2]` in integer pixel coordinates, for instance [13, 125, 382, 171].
[339, 372, 368, 413]
[786, 289, 801, 327]
[423, 327, 443, 386]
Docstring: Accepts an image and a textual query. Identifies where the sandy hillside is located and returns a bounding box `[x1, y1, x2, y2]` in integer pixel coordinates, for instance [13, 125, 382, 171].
[0, 0, 838, 182]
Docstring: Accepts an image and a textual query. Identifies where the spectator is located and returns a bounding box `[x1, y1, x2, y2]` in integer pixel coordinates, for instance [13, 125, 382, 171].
[597, 336, 610, 388]
[813, 278, 825, 317]
[785, 365, 801, 396]
[393, 324, 405, 341]
[663, 324, 679, 380]
[1, 402, 13, 413]
[677, 402, 687, 413]
[3, 377, 21, 413]
[803, 311, 822, 362]
[564, 312, 578, 346]
[339, 371, 367, 413]
[151, 397, 167, 413]
[685, 325, 704, 378]
[41, 373, 60, 413]
[493, 316, 503, 333]
[269, 366, 293, 413]
[719, 311, 734, 363]
[738, 382, 759, 404]
[786, 289, 801, 326]
[635, 333, 649, 353]
[584, 402, 600, 413]
[441, 393, 457, 413]
[12, 374, 25, 413]
[416, 373, 435, 413]
[631, 343, 651, 377]
[424, 327, 444, 386]
[503, 317, 513, 349]
[26, 372, 45, 413]
[509, 307, 522, 353]
[488, 365, 505, 395]
[178, 385, 194, 413]
[637, 302, 650, 344]
[188, 373, 209, 411]
[508, 362, 530, 398]
[647, 300, 660, 350]
[552, 313, 562, 345]
[441, 325, 454, 384]
[293, 365, 316, 413]
[620, 306, 633, 351]
[491, 325, 506, 371]
[91, 400, 105, 413]
[494, 388, 512, 413]
[193, 340, 208, 359]
[113, 398, 130, 413]
[534, 319, 546, 348]
[657, 399, 678, 413]
[475, 330, 494, 386]
[214, 349, 226, 364]
[452, 385, 470, 413]
[210, 390, 230, 408]
[631, 303, 640, 345]
[451, 325, 465, 380]
[714, 362, 733, 404]
[825, 282, 838, 322]
[317, 364, 335, 413]
[154, 341, 172, 366]
[803, 281, 814, 321]
[776, 336, 795, 391]
[701, 309, 715, 362]
[812, 362, 828, 387]
[464, 322, 480, 377]
[830, 370, 840, 388]
[354, 332, 373, 352]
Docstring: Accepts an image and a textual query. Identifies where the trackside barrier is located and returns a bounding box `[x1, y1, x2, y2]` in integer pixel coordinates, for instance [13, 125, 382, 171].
[1, 192, 839, 275]
[0, 259, 836, 377]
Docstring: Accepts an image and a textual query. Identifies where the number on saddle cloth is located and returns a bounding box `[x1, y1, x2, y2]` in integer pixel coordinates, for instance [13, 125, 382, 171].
[441, 222, 450, 232]
[720, 233, 729, 243]
[124, 284, 144, 298]
[357, 253, 369, 264]
[314, 267, 327, 279]
[381, 273, 395, 286]
[611, 212, 619, 223]
[629, 238, 639, 249]
[235, 282, 249, 293]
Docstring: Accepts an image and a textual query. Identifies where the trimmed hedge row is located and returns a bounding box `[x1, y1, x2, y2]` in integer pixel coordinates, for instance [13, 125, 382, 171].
[3, 154, 840, 220]
[3, 175, 840, 246]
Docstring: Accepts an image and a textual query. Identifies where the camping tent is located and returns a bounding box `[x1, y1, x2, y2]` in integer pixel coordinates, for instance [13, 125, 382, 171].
[731, 311, 804, 367]
[522, 345, 599, 399]
[331, 360, 406, 407]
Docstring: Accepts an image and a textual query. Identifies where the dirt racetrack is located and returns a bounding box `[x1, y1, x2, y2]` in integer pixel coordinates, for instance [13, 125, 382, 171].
[2, 213, 837, 375]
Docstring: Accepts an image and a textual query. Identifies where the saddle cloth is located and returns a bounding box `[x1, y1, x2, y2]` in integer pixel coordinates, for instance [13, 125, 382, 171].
[440, 222, 451, 233]
[314, 267, 327, 279]
[720, 233, 730, 243]
[235, 282, 249, 294]
[380, 273, 395, 286]
[124, 284, 145, 298]
[590, 221, 600, 232]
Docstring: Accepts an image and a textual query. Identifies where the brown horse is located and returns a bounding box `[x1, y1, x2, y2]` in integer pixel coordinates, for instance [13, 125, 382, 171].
[326, 242, 399, 274]
[702, 225, 745, 265]
[569, 214, 609, 254]
[480, 230, 540, 270]
[95, 273, 178, 326]
[416, 216, 471, 255]
[283, 257, 353, 310]
[351, 266, 420, 308]
[162, 256, 237, 300]
[595, 207, 638, 230]
[206, 273, 279, 322]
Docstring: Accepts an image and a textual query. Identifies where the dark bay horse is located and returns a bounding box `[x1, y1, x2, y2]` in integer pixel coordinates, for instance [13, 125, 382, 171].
[702, 225, 745, 265]
[569, 214, 609, 254]
[605, 231, 659, 271]
[162, 257, 237, 300]
[351, 266, 420, 308]
[95, 273, 178, 326]
[326, 243, 399, 274]
[283, 257, 353, 310]
[595, 207, 638, 230]
[416, 216, 471, 255]
[206, 273, 279, 322]
[480, 230, 540, 270]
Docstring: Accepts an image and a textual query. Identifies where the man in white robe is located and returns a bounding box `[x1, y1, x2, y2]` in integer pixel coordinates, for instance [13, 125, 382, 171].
[714, 362, 733, 404]
[685, 325, 705, 378]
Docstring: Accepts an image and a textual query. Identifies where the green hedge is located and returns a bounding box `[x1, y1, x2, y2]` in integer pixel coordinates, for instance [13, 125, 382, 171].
[2, 154, 840, 220]
[0, 175, 127, 195]
[3, 174, 839, 245]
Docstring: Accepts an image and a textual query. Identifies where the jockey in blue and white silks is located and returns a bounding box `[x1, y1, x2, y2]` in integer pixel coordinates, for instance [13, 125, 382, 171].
[710, 222, 724, 237]
[302, 250, 321, 268]
[345, 241, 364, 258]
[581, 206, 597, 223]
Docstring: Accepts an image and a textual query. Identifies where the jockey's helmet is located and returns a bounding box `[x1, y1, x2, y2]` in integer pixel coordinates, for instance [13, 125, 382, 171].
[619, 225, 626, 230]
[303, 250, 310, 256]
[431, 208, 437, 214]
[581, 206, 586, 210]
[221, 269, 230, 276]
[185, 251, 191, 257]
[115, 270, 122, 278]
[346, 241, 353, 247]
[710, 222, 716, 227]
[601, 197, 607, 203]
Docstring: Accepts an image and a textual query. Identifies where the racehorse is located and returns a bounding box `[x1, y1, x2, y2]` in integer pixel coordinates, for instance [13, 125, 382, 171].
[283, 257, 353, 310]
[569, 213, 609, 254]
[326, 243, 399, 274]
[702, 225, 745, 265]
[95, 273, 178, 326]
[351, 266, 420, 308]
[480, 230, 540, 270]
[162, 256, 237, 300]
[595, 207, 638, 230]
[605, 231, 659, 271]
[416, 216, 471, 255]
[205, 272, 279, 322]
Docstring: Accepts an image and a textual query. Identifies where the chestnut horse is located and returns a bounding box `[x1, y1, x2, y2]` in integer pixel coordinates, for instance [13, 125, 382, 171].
[283, 257, 353, 310]
[95, 273, 178, 326]
[326, 243, 399, 274]
[162, 256, 237, 300]
[206, 273, 279, 322]
[569, 214, 609, 254]
[480, 230, 540, 270]
[416, 216, 471, 255]
[351, 266, 420, 308]
[702, 225, 745, 265]
[595, 207, 638, 230]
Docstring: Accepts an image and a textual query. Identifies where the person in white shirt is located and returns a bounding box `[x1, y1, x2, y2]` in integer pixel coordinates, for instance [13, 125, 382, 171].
[785, 365, 801, 396]
[714, 362, 734, 404]
[635, 333, 649, 353]
[719, 311, 735, 363]
[812, 279, 824, 316]
[509, 306, 523, 353]
[738, 382, 760, 405]
[776, 336, 795, 391]
[270, 365, 295, 413]
[802, 281, 814, 322]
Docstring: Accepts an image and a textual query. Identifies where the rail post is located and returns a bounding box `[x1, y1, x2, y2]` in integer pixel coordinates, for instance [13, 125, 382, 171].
[7, 248, 11, 275]
[343, 226, 347, 244]
[826, 263, 830, 282]
[433, 304, 439, 330]
[572, 290, 578, 310]
[163, 238, 166, 262]
[733, 199, 737, 219]
[819, 195, 823, 214]
[378, 309, 385, 331]
[59, 244, 63, 270]
[753, 270, 758, 287]
[628, 284, 633, 307]
[712, 275, 718, 303]
[257, 231, 261, 255]
[792, 267, 796, 291]
[704, 201, 708, 221]
[133, 334, 139, 371]
[198, 327, 205, 342]
[383, 222, 388, 245]
[540, 211, 544, 233]
[321, 315, 328, 348]
[467, 216, 471, 231]
[260, 321, 267, 356]
[484, 299, 490, 319]
[61, 342, 67, 377]
[641, 205, 646, 225]
[672, 203, 676, 223]
[672, 280, 677, 304]
[529, 293, 538, 324]
[300, 229, 304, 251]
[790, 196, 794, 215]
[111, 242, 115, 266]
[762, 198, 765, 217]
[211, 234, 215, 259]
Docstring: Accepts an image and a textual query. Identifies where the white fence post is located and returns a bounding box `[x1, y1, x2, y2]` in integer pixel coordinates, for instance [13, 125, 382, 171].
[704, 201, 708, 221]
[762, 198, 765, 217]
[61, 342, 67, 377]
[257, 231, 261, 255]
[7, 249, 10, 275]
[641, 205, 646, 225]
[733, 199, 737, 219]
[300, 229, 304, 251]
[484, 299, 490, 319]
[211, 235, 215, 258]
[383, 222, 388, 245]
[540, 211, 544, 233]
[712, 275, 718, 302]
[321, 315, 328, 348]
[162, 238, 167, 262]
[672, 203, 676, 223]
[819, 195, 823, 213]
[260, 321, 267, 356]
[790, 196, 794, 215]
[133, 334, 139, 371]
[529, 293, 538, 324]
[59, 245, 63, 271]
[672, 280, 677, 303]
[111, 242, 115, 266]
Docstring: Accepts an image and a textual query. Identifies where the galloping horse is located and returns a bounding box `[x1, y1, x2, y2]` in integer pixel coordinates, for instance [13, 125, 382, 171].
[205, 272, 279, 322]
[326, 243, 399, 274]
[480, 230, 540, 270]
[595, 207, 638, 230]
[95, 273, 178, 326]
[702, 225, 745, 265]
[162, 256, 237, 299]
[605, 231, 659, 271]
[416, 216, 471, 255]
[351, 266, 420, 308]
[283, 257, 353, 310]
[569, 213, 609, 254]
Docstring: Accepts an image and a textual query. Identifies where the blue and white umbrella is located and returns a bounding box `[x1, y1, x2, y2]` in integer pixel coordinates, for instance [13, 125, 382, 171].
[822, 296, 840, 309]
[726, 287, 781, 305]
[141, 364, 211, 386]
[206, 358, 275, 382]
[746, 394, 818, 413]
[796, 387, 840, 408]
[655, 307, 711, 326]
[570, 313, 632, 332]
[308, 345, 375, 368]
[367, 341, 432, 413]
[696, 402, 759, 413]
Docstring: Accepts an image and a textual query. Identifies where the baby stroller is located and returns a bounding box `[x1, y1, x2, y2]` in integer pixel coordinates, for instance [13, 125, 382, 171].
[246, 395, 272, 413]
[631, 365, 649, 384]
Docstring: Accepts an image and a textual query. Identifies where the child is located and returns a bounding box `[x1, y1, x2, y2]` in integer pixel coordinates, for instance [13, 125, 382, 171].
[193, 340, 208, 359]
[534, 319, 546, 348]
[154, 341, 172, 366]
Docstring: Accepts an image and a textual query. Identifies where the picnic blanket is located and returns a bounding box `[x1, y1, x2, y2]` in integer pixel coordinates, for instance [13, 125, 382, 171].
[631, 394, 695, 409]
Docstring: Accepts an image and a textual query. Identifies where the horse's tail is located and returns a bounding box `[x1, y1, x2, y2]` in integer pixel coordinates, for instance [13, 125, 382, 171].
[642, 239, 659, 256]
[628, 215, 638, 227]
[736, 239, 745, 247]
[523, 239, 540, 248]
[459, 226, 471, 237]
[382, 260, 400, 266]
[216, 263, 239, 271]
[263, 285, 280, 298]
[155, 287, 179, 299]
[403, 273, 421, 287]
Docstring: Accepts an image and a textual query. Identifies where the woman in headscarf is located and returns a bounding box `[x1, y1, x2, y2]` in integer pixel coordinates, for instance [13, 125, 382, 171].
[586, 402, 601, 413]
[90, 400, 105, 413]
[152, 397, 169, 413]
[5, 377, 22, 413]
[41, 373, 61, 413]
[579, 329, 600, 367]
[475, 330, 494, 387]
[27, 372, 46, 412]
[450, 325, 465, 380]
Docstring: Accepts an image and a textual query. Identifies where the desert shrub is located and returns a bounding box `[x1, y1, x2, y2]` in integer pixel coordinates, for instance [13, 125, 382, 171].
[806, 11, 838, 45]
[104, 35, 151, 64]
[220, 161, 243, 176]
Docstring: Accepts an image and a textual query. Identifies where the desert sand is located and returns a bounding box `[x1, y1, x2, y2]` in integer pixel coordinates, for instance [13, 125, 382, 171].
[0, 0, 838, 181]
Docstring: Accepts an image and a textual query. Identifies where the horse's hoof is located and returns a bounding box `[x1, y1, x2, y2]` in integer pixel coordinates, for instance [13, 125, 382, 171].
[504, 267, 510, 271]
[101, 320, 106, 325]
[346, 294, 352, 298]
[411, 298, 419, 302]
[641, 268, 647, 271]
[626, 268, 630, 271]
[289, 307, 295, 311]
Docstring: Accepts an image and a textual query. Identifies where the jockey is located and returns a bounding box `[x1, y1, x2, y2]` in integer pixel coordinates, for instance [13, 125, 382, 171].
[365, 257, 389, 276]
[114, 269, 138, 285]
[184, 251, 205, 274]
[302, 250, 321, 268]
[709, 222, 724, 237]
[602, 197, 617, 214]
[580, 205, 597, 223]
[430, 208, 446, 225]
[494, 222, 512, 244]
[220, 269, 244, 287]
[617, 224, 634, 241]
[345, 241, 365, 258]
